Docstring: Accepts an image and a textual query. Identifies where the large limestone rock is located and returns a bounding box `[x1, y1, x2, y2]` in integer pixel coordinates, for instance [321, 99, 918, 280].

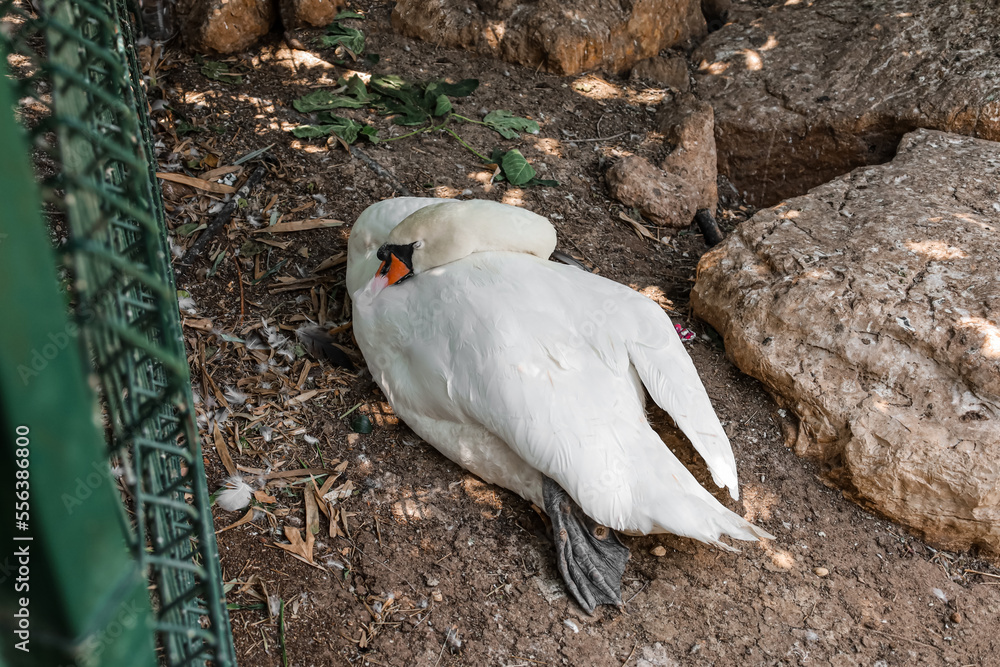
[692, 130, 1000, 559]
[179, 0, 277, 54]
[692, 0, 1000, 206]
[391, 0, 706, 76]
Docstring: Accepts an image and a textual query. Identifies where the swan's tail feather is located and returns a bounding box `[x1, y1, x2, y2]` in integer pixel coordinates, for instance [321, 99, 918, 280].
[627, 339, 740, 500]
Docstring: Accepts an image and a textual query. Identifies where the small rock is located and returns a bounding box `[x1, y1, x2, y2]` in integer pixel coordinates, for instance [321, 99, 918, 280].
[950, 612, 962, 624]
[425, 576, 440, 587]
[651, 546, 667, 557]
[659, 93, 718, 212]
[279, 0, 343, 28]
[606, 156, 698, 229]
[431, 590, 443, 602]
[814, 567, 830, 577]
[630, 56, 690, 91]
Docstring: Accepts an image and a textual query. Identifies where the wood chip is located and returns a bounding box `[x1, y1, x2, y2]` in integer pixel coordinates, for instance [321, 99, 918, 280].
[253, 218, 344, 234]
[213, 422, 238, 477]
[157, 171, 237, 194]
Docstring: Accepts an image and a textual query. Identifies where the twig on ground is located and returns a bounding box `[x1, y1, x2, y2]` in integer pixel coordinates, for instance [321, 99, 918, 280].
[621, 642, 638, 666]
[350, 145, 413, 197]
[179, 163, 268, 275]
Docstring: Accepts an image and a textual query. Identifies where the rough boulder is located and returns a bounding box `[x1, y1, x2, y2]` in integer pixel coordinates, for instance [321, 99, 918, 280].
[693, 0, 1000, 206]
[692, 129, 1000, 559]
[391, 0, 706, 76]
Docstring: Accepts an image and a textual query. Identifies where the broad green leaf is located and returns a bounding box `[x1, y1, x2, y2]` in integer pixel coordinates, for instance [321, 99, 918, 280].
[436, 79, 479, 97]
[482, 110, 540, 139]
[293, 89, 367, 112]
[499, 149, 536, 186]
[370, 74, 411, 98]
[292, 115, 378, 144]
[291, 124, 339, 138]
[344, 74, 375, 103]
[200, 60, 243, 85]
[350, 414, 374, 434]
[334, 10, 365, 19]
[175, 222, 201, 236]
[319, 24, 365, 53]
[525, 177, 560, 187]
[433, 94, 452, 116]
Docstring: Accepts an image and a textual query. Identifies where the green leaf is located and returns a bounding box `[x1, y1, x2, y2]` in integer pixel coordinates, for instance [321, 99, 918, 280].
[319, 24, 365, 53]
[436, 79, 479, 97]
[369, 74, 412, 99]
[433, 94, 452, 116]
[291, 115, 377, 144]
[525, 177, 560, 187]
[334, 10, 365, 19]
[482, 110, 540, 139]
[200, 60, 243, 84]
[344, 74, 375, 103]
[293, 89, 365, 112]
[499, 149, 536, 186]
[350, 415, 373, 434]
[175, 222, 201, 237]
[291, 124, 337, 138]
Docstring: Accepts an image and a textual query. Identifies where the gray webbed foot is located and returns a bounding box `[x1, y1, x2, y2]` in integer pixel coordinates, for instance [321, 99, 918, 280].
[543, 476, 630, 614]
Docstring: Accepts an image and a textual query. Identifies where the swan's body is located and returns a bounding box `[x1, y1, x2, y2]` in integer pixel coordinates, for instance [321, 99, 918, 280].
[347, 197, 771, 609]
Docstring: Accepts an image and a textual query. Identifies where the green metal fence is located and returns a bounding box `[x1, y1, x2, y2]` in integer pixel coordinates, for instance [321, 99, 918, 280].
[0, 1, 236, 664]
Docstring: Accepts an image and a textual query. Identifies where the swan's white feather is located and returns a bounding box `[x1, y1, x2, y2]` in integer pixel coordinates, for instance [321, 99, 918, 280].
[349, 199, 771, 548]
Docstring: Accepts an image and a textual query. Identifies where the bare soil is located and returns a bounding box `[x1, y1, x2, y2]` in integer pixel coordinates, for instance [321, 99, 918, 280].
[150, 5, 1000, 666]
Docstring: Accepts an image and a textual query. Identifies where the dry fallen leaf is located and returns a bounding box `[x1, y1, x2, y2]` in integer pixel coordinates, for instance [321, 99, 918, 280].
[183, 317, 214, 331]
[322, 480, 355, 506]
[273, 525, 315, 565]
[216, 507, 255, 534]
[253, 489, 277, 504]
[253, 218, 344, 234]
[213, 422, 237, 477]
[157, 171, 237, 194]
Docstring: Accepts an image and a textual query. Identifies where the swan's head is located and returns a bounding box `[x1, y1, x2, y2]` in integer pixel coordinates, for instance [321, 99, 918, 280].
[372, 199, 557, 290]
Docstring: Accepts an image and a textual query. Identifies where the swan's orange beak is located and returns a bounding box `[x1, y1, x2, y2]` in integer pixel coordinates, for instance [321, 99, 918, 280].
[377, 253, 412, 286]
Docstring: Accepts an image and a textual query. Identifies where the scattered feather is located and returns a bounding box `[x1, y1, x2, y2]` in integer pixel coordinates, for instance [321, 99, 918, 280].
[224, 386, 248, 405]
[217, 475, 253, 511]
[296, 324, 356, 370]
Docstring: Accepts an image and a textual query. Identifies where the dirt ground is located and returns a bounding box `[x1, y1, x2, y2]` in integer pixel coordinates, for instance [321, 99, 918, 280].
[147, 5, 1000, 666]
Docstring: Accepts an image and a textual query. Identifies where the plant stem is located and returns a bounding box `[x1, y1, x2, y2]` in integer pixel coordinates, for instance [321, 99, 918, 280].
[443, 127, 490, 161]
[451, 113, 489, 127]
[279, 599, 288, 667]
[380, 118, 450, 143]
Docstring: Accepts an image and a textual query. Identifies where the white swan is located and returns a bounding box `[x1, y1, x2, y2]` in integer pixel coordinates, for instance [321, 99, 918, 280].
[347, 197, 772, 612]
